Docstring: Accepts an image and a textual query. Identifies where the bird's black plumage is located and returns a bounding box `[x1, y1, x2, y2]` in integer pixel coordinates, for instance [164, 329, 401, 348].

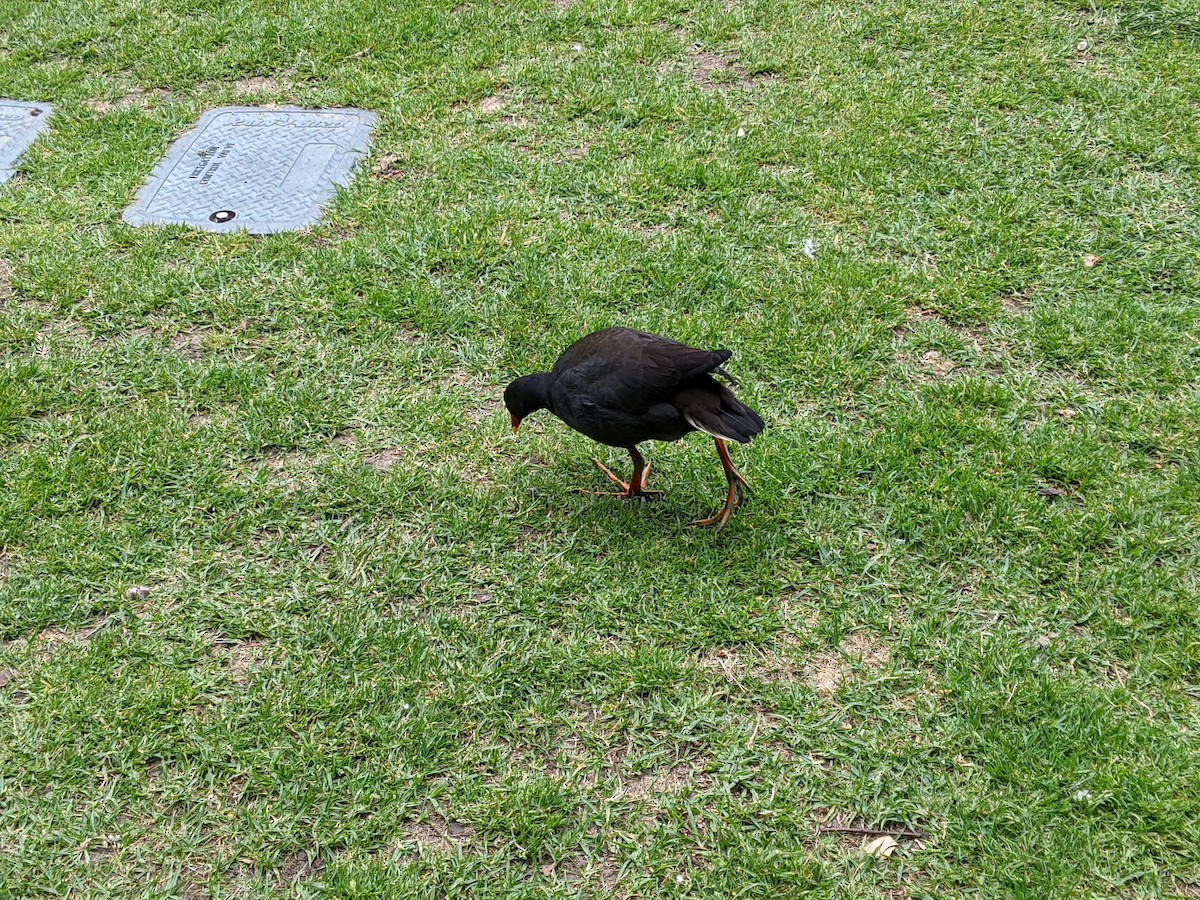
[504, 327, 764, 530]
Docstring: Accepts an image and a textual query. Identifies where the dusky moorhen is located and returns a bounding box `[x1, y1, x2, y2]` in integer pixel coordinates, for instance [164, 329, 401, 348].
[504, 327, 764, 530]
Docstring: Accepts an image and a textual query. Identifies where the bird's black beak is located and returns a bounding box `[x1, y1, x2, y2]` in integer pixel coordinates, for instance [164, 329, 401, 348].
[510, 414, 521, 433]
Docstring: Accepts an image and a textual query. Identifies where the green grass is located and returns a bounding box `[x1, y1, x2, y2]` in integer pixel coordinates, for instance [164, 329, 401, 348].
[2, 0, 1199, 896]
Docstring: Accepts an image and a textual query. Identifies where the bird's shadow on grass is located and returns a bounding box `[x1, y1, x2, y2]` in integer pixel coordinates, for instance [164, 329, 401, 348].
[557, 480, 774, 546]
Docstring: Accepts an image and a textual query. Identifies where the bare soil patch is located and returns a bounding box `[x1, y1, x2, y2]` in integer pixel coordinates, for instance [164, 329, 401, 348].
[35, 318, 93, 358]
[424, 369, 503, 427]
[553, 847, 625, 895]
[365, 447, 404, 471]
[443, 585, 497, 619]
[398, 814, 475, 852]
[892, 307, 945, 338]
[616, 760, 711, 802]
[690, 50, 735, 86]
[808, 632, 890, 695]
[372, 152, 407, 180]
[478, 94, 508, 114]
[211, 637, 267, 686]
[628, 221, 676, 239]
[918, 349, 958, 379]
[223, 848, 324, 892]
[674, 41, 771, 91]
[466, 396, 503, 427]
[170, 330, 207, 360]
[1000, 289, 1032, 314]
[0, 258, 12, 302]
[695, 631, 807, 684]
[598, 851, 622, 891]
[234, 76, 284, 95]
[259, 447, 317, 487]
[457, 463, 495, 492]
[25, 616, 113, 658]
[274, 849, 325, 882]
[85, 86, 172, 112]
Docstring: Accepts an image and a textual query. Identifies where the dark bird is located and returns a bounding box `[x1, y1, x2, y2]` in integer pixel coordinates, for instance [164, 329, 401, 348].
[504, 327, 765, 530]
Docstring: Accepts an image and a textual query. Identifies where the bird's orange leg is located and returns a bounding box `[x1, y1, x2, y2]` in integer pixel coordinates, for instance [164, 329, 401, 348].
[578, 447, 662, 499]
[691, 438, 750, 532]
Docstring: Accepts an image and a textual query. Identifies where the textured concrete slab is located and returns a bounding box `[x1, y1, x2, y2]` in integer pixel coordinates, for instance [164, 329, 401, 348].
[0, 100, 53, 184]
[123, 106, 376, 234]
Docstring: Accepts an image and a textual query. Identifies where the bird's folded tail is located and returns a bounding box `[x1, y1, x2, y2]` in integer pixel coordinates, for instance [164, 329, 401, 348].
[679, 382, 765, 444]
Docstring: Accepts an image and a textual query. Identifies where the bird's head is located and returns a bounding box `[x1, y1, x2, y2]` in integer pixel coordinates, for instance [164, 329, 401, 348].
[503, 373, 552, 432]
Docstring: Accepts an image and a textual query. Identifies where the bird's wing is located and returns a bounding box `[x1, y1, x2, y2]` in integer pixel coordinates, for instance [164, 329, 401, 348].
[553, 328, 732, 411]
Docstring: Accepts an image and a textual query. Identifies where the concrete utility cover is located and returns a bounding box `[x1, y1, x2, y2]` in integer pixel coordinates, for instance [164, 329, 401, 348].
[0, 100, 53, 184]
[123, 106, 376, 234]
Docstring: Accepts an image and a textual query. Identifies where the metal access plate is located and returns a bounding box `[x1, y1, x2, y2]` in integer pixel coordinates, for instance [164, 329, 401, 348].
[0, 100, 53, 184]
[123, 106, 376, 234]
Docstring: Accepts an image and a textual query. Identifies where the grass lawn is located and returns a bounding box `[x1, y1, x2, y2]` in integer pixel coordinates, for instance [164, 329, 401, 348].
[2, 0, 1199, 896]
